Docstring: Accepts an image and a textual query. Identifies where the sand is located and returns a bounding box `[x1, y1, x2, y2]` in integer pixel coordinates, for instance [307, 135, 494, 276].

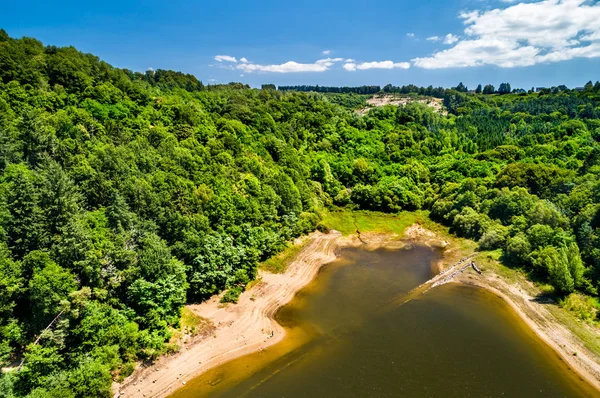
[114, 230, 345, 398]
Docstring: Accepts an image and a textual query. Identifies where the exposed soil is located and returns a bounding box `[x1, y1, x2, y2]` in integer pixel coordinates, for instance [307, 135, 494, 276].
[356, 94, 446, 115]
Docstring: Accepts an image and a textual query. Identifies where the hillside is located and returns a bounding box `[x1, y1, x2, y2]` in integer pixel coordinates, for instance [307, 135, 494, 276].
[0, 30, 600, 397]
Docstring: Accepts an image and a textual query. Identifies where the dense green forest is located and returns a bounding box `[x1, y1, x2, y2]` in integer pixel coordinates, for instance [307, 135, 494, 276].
[0, 30, 600, 397]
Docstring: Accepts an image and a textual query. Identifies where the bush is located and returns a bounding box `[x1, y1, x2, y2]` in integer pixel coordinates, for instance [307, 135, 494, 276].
[220, 286, 244, 304]
[478, 224, 509, 250]
[559, 293, 599, 321]
[316, 223, 330, 233]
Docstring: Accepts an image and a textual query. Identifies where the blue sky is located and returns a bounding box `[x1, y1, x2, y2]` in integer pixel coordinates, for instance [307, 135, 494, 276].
[2, 0, 600, 89]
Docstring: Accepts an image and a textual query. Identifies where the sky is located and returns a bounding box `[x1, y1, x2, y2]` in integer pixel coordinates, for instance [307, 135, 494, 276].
[2, 0, 600, 89]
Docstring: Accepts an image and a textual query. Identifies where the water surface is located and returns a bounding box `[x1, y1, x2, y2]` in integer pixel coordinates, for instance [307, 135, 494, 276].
[172, 244, 597, 398]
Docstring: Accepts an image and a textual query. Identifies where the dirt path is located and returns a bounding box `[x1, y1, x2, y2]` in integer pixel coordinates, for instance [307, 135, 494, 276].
[114, 230, 344, 398]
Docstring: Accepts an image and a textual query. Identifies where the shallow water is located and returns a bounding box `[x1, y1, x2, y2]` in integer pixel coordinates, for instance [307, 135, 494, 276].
[171, 244, 597, 398]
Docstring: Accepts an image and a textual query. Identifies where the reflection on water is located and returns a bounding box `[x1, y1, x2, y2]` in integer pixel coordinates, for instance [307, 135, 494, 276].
[171, 244, 597, 398]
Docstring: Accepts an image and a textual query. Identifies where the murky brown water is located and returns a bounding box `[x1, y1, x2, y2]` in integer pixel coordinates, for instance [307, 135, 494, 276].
[171, 244, 598, 398]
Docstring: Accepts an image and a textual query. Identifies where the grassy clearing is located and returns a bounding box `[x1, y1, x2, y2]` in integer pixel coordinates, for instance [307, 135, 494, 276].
[261, 237, 310, 274]
[320, 209, 428, 236]
[180, 307, 213, 335]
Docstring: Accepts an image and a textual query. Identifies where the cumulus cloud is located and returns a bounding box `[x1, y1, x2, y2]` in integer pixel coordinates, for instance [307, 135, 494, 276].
[214, 55, 237, 63]
[322, 49, 331, 55]
[413, 0, 600, 69]
[214, 55, 410, 74]
[343, 60, 411, 71]
[426, 36, 440, 42]
[236, 57, 344, 73]
[406, 33, 415, 37]
[443, 33, 459, 45]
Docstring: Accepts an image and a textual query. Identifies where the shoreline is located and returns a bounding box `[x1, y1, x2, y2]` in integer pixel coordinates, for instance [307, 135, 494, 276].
[455, 271, 600, 392]
[116, 230, 352, 398]
[115, 223, 600, 397]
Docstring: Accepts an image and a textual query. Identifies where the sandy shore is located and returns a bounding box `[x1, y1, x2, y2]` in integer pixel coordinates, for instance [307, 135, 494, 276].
[115, 230, 350, 398]
[408, 221, 600, 391]
[115, 224, 600, 397]
[456, 270, 600, 392]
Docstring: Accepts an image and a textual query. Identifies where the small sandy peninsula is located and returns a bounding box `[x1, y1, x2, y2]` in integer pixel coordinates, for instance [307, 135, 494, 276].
[114, 224, 600, 397]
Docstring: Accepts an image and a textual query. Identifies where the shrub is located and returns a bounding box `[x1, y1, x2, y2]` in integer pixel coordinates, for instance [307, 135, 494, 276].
[220, 286, 244, 304]
[559, 293, 599, 321]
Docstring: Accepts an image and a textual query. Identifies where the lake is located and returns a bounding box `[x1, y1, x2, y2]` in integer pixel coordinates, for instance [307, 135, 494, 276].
[171, 244, 597, 398]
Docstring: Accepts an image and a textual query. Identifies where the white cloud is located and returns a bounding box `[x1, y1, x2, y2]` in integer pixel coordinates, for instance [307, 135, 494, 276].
[407, 33, 415, 37]
[443, 33, 459, 45]
[214, 55, 410, 74]
[343, 60, 411, 71]
[237, 57, 344, 73]
[413, 0, 600, 69]
[427, 36, 440, 42]
[214, 55, 237, 63]
[322, 49, 331, 55]
[317, 57, 344, 67]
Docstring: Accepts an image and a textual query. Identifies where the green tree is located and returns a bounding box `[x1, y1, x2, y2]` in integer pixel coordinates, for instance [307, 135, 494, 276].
[28, 259, 77, 331]
[483, 84, 495, 94]
[2, 164, 45, 258]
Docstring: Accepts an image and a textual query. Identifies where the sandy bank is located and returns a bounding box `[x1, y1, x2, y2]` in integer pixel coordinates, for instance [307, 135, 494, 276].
[115, 230, 361, 398]
[387, 223, 600, 392]
[455, 270, 600, 392]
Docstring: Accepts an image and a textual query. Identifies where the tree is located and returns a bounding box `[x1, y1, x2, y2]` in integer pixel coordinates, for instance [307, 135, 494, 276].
[548, 248, 575, 294]
[261, 84, 276, 91]
[16, 109, 57, 167]
[106, 191, 133, 232]
[38, 160, 81, 235]
[28, 258, 77, 331]
[0, 243, 22, 365]
[478, 224, 508, 250]
[498, 82, 512, 94]
[483, 84, 495, 94]
[452, 207, 489, 239]
[475, 84, 482, 94]
[455, 82, 467, 92]
[504, 233, 532, 266]
[2, 164, 46, 258]
[566, 242, 586, 289]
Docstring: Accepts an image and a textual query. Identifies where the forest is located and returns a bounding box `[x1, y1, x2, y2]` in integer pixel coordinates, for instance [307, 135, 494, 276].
[0, 30, 599, 397]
